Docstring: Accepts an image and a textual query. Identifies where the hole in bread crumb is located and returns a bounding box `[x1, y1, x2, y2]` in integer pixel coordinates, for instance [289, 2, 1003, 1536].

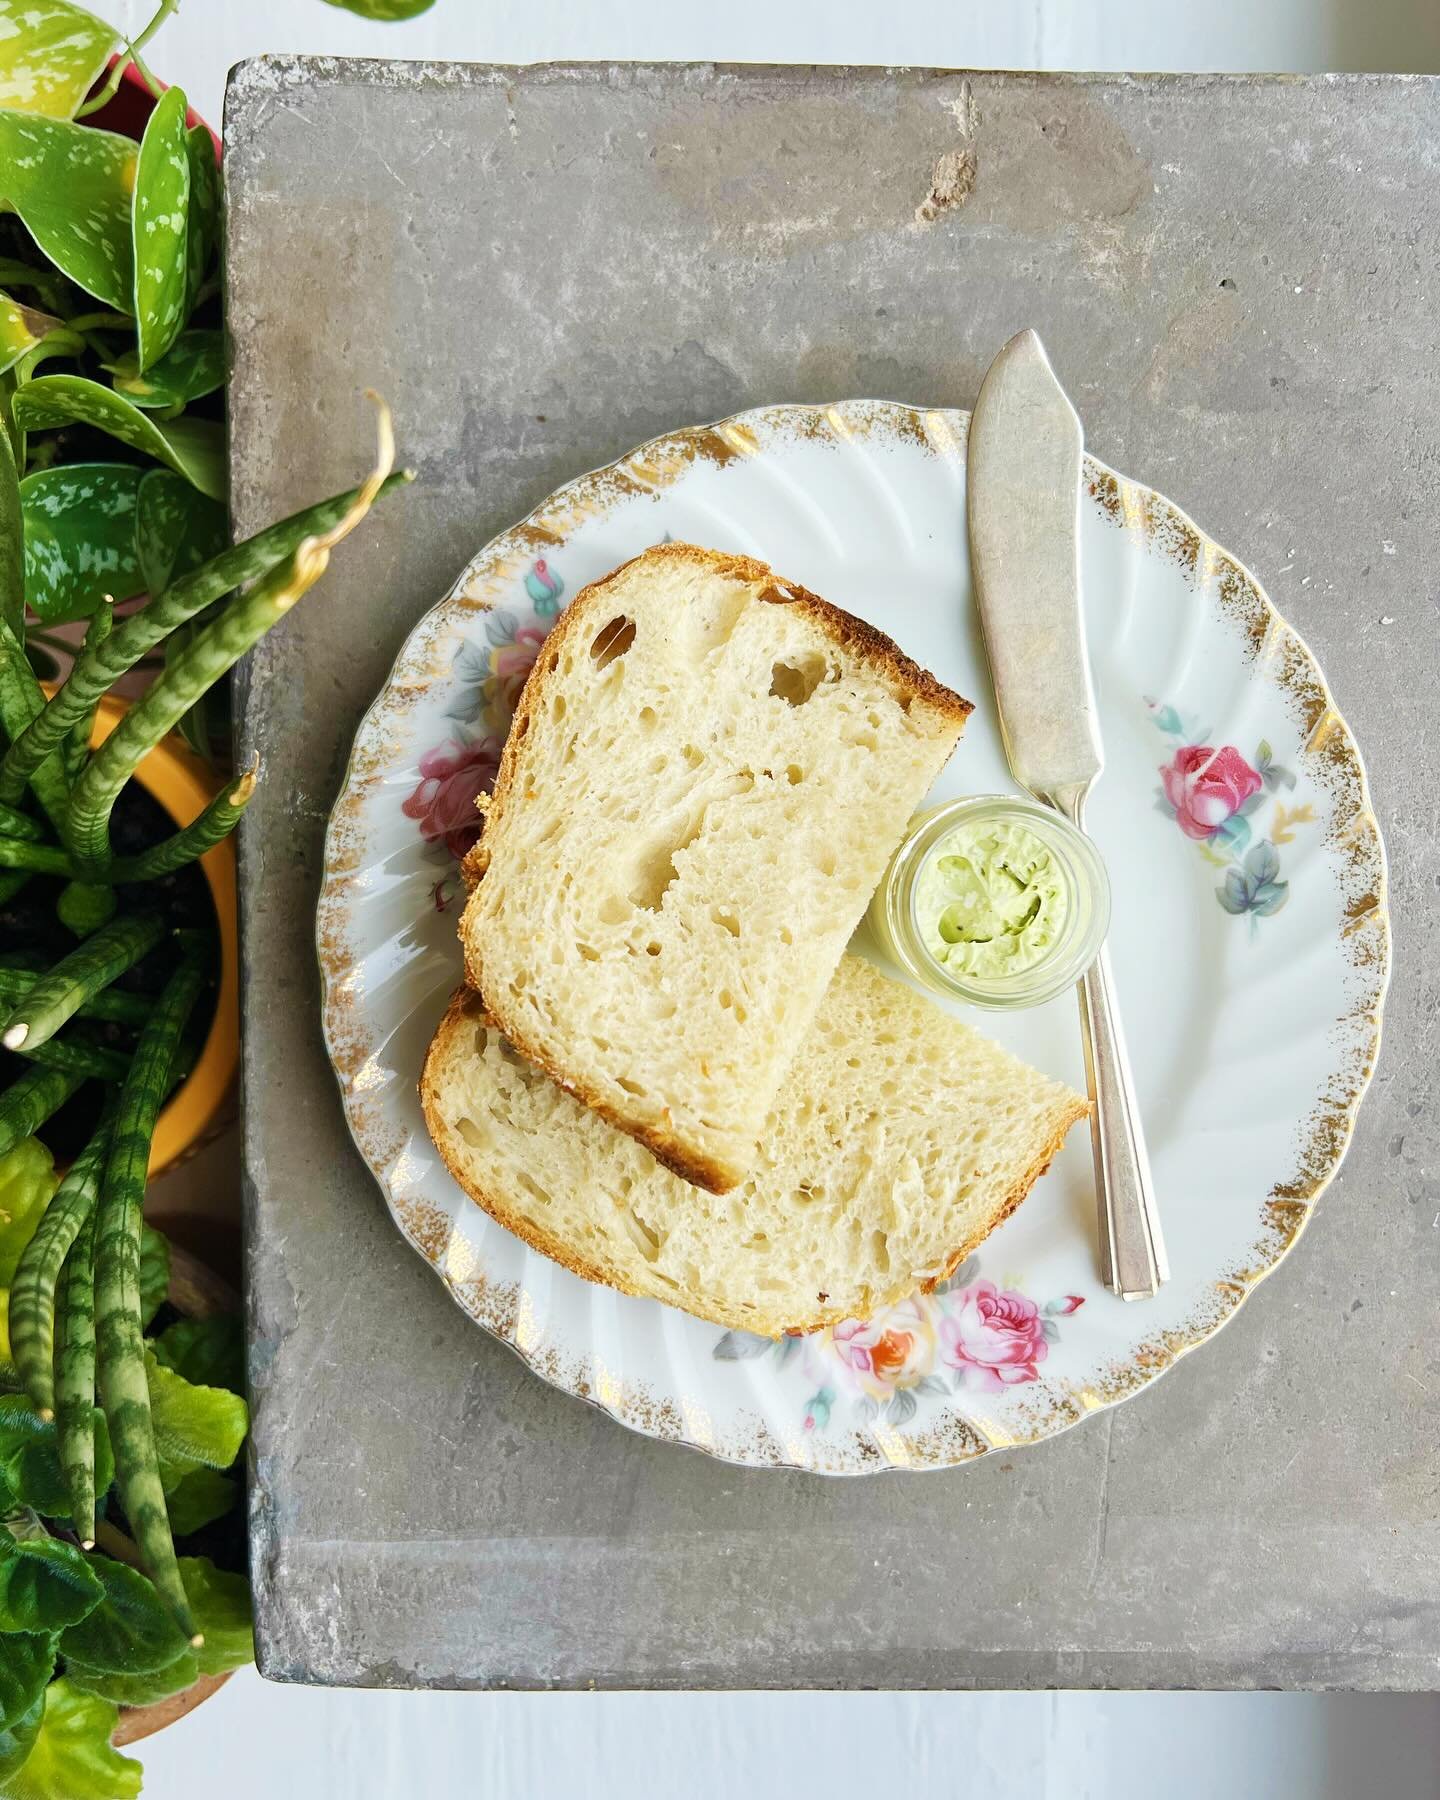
[622, 1208, 662, 1261]
[645, 940, 662, 956]
[513, 716, 529, 740]
[577, 943, 601, 962]
[590, 615, 635, 666]
[547, 650, 560, 673]
[456, 1116, 488, 1150]
[552, 694, 566, 720]
[597, 894, 630, 925]
[628, 818, 703, 911]
[681, 743, 704, 770]
[778, 925, 793, 945]
[814, 847, 837, 877]
[712, 909, 740, 937]
[769, 654, 825, 706]
[785, 764, 804, 785]
[617, 1075, 647, 1097]
[638, 705, 658, 729]
[517, 1171, 553, 1208]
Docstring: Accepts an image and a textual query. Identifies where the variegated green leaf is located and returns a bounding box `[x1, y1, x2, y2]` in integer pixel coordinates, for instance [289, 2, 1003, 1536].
[131, 83, 190, 371]
[0, 112, 135, 310]
[184, 123, 219, 309]
[20, 462, 144, 624]
[0, 293, 66, 377]
[0, 412, 20, 635]
[319, 0, 436, 15]
[135, 466, 225, 595]
[109, 328, 223, 410]
[0, 0, 119, 118]
[11, 374, 224, 499]
[0, 1679, 140, 1800]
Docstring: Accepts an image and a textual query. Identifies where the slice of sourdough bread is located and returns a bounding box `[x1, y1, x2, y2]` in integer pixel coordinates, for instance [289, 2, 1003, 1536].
[459, 542, 972, 1194]
[422, 954, 1088, 1336]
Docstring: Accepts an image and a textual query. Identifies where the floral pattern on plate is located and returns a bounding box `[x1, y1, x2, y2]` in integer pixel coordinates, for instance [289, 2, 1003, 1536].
[402, 558, 565, 906]
[1147, 697, 1311, 925]
[713, 1258, 1085, 1434]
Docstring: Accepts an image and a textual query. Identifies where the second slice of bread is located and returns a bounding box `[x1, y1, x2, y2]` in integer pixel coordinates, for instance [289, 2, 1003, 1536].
[422, 955, 1089, 1336]
[460, 543, 971, 1193]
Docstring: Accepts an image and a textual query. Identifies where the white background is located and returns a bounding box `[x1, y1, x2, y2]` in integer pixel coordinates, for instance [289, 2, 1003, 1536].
[108, 2, 1440, 1795]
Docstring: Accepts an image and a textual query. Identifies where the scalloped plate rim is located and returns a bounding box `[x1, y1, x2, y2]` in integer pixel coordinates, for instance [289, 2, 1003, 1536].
[315, 397, 1391, 1477]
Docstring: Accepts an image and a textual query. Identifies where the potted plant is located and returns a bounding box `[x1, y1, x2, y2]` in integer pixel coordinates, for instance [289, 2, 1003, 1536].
[0, 0, 414, 1789]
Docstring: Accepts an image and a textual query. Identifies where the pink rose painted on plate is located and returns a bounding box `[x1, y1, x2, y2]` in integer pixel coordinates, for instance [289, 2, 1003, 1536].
[1160, 744, 1263, 842]
[712, 1257, 1085, 1435]
[401, 736, 502, 860]
[939, 1278, 1049, 1392]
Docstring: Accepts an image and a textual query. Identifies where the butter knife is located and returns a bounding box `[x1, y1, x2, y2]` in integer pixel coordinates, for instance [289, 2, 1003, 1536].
[966, 328, 1169, 1300]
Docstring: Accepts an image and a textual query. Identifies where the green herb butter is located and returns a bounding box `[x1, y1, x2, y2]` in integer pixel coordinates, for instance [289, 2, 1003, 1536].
[913, 818, 1068, 979]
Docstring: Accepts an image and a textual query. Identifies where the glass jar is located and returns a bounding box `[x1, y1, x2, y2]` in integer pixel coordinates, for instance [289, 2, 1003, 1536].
[868, 794, 1111, 1010]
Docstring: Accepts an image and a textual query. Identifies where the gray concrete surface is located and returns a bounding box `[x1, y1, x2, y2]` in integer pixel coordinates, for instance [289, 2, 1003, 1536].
[226, 62, 1437, 1690]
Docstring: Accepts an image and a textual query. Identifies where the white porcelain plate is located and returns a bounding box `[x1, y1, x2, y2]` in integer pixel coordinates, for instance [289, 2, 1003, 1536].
[318, 401, 1389, 1475]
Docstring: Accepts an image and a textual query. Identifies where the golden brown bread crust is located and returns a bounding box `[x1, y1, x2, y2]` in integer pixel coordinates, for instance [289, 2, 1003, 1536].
[420, 988, 1088, 1337]
[456, 542, 975, 1191]
[460, 540, 973, 894]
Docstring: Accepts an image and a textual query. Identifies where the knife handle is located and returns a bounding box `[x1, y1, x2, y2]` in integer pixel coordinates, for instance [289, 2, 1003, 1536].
[1075, 940, 1169, 1299]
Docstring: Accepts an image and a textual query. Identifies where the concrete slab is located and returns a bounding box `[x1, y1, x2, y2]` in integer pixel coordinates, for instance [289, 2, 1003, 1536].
[225, 61, 1437, 1689]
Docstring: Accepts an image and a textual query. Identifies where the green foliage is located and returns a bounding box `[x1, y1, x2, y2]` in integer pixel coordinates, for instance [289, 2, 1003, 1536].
[161, 1465, 236, 1535]
[0, 114, 135, 311]
[64, 1649, 196, 1707]
[19, 465, 144, 625]
[136, 1223, 167, 1330]
[133, 466, 225, 594]
[0, 1678, 141, 1800]
[145, 1351, 247, 1489]
[0, 1141, 57, 1289]
[0, 1635, 52, 1736]
[131, 85, 190, 372]
[178, 1557, 252, 1675]
[0, 1534, 103, 1633]
[151, 1313, 242, 1393]
[0, 1693, 43, 1786]
[0, 1, 118, 120]
[0, 302, 66, 383]
[0, 1395, 112, 1520]
[11, 377, 225, 501]
[320, 0, 437, 14]
[110, 330, 224, 412]
[56, 1555, 187, 1674]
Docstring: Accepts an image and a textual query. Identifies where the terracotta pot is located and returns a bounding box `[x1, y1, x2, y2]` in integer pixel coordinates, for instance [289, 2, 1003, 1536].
[111, 1243, 242, 1745]
[88, 697, 240, 1176]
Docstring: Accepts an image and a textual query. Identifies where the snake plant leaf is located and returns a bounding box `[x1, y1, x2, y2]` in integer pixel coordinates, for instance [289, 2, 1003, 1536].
[20, 463, 145, 625]
[0, 1395, 113, 1522]
[1, 1680, 141, 1800]
[318, 0, 437, 15]
[110, 328, 223, 412]
[183, 125, 219, 310]
[0, 295, 67, 379]
[0, 114, 135, 311]
[0, 416, 20, 637]
[11, 375, 225, 500]
[0, 0, 119, 119]
[131, 84, 190, 372]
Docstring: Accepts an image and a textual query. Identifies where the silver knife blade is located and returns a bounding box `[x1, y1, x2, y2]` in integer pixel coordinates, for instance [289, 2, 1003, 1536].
[967, 329, 1102, 804]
